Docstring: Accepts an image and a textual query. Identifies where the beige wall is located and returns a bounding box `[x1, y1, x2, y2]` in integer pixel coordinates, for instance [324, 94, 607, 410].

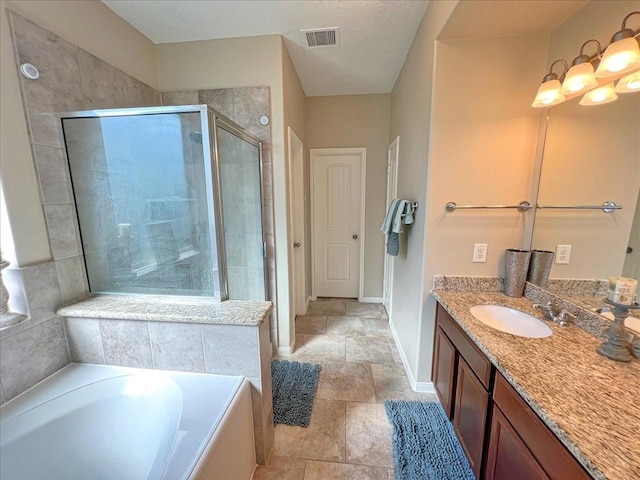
[531, 0, 640, 280]
[282, 39, 307, 350]
[390, 0, 550, 386]
[306, 94, 391, 298]
[388, 0, 458, 386]
[420, 33, 548, 381]
[0, 0, 158, 266]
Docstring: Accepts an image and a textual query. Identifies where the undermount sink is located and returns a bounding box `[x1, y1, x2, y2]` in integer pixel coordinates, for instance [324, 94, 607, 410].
[470, 305, 553, 338]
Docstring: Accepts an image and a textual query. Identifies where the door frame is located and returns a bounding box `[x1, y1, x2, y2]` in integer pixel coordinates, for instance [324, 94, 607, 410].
[383, 136, 399, 315]
[310, 147, 367, 301]
[287, 127, 306, 316]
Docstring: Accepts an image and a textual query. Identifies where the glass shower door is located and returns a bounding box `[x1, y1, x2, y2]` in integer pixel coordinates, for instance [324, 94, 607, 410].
[216, 124, 266, 300]
[62, 106, 225, 299]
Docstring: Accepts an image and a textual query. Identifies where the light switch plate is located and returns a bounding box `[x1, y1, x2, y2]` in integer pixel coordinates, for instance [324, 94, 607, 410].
[556, 244, 571, 264]
[473, 243, 488, 263]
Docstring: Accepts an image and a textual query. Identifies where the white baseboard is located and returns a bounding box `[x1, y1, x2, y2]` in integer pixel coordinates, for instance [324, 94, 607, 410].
[359, 296, 383, 303]
[305, 296, 312, 314]
[388, 320, 435, 393]
[277, 346, 294, 356]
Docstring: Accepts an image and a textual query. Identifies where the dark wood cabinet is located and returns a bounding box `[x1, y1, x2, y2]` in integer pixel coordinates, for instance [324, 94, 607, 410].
[453, 357, 489, 478]
[485, 405, 550, 480]
[433, 325, 457, 418]
[433, 302, 591, 480]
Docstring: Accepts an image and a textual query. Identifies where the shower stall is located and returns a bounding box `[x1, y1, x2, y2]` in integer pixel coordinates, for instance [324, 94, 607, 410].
[61, 105, 267, 302]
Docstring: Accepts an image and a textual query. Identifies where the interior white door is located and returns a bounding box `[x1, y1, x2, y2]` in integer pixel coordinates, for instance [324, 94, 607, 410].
[312, 148, 365, 298]
[383, 137, 399, 313]
[287, 127, 306, 316]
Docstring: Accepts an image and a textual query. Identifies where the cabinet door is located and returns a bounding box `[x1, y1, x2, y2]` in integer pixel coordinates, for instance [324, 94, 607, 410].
[453, 357, 489, 478]
[485, 405, 550, 480]
[433, 326, 457, 418]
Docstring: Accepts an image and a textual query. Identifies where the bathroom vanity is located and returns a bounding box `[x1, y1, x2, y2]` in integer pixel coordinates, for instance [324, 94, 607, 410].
[431, 287, 639, 480]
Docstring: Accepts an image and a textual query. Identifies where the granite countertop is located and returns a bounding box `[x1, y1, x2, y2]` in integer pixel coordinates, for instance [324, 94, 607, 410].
[431, 289, 640, 480]
[56, 294, 273, 326]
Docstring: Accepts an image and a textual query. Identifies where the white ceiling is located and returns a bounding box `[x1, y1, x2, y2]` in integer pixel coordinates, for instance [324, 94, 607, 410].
[102, 0, 590, 97]
[101, 0, 430, 97]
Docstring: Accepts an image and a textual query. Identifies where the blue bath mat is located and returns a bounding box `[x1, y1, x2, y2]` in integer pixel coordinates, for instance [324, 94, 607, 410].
[384, 401, 475, 480]
[271, 360, 321, 427]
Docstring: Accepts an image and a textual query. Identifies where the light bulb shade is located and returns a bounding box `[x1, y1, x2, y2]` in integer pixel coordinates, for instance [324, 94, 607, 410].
[595, 37, 640, 78]
[615, 70, 640, 92]
[532, 79, 565, 107]
[560, 62, 599, 94]
[579, 83, 618, 106]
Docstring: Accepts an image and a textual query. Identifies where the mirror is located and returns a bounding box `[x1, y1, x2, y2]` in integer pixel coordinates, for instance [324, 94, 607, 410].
[531, 82, 640, 310]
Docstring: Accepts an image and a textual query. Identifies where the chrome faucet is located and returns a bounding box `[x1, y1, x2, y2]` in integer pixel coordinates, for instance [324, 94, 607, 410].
[533, 302, 576, 326]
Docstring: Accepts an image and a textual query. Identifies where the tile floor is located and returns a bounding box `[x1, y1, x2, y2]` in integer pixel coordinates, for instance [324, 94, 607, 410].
[253, 299, 437, 480]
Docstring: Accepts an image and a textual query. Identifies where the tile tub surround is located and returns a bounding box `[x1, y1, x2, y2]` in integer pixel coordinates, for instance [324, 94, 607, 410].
[431, 289, 640, 480]
[59, 297, 274, 464]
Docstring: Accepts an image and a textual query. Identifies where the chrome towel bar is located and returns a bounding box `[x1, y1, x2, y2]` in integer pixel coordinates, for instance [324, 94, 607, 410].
[445, 200, 621, 213]
[536, 201, 621, 213]
[445, 201, 532, 212]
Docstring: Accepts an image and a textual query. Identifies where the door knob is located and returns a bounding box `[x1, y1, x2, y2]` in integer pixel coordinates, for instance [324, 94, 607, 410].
[293, 242, 301, 248]
[352, 234, 358, 240]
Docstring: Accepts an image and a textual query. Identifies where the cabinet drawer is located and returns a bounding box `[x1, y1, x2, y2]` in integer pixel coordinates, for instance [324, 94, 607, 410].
[493, 373, 591, 480]
[437, 304, 492, 389]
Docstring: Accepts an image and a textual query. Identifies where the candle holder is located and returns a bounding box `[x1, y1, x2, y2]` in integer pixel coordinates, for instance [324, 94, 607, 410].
[596, 298, 636, 363]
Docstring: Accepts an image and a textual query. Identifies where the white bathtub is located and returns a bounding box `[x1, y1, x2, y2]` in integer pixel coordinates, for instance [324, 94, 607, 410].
[0, 363, 256, 480]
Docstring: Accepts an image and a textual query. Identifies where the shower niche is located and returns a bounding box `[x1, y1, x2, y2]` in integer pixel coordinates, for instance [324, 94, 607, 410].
[61, 105, 266, 302]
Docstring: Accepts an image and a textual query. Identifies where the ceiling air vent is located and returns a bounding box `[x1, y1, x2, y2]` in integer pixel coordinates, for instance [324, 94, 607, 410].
[302, 27, 340, 48]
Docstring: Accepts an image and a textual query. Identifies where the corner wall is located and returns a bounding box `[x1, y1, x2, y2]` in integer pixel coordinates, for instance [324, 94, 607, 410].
[389, 0, 550, 387]
[388, 0, 458, 388]
[157, 35, 297, 351]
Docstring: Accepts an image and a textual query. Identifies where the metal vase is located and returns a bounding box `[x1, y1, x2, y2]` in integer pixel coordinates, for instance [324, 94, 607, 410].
[527, 250, 554, 287]
[504, 249, 531, 297]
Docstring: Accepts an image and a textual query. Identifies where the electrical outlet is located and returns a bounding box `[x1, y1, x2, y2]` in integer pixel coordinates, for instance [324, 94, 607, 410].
[556, 244, 571, 264]
[473, 243, 488, 263]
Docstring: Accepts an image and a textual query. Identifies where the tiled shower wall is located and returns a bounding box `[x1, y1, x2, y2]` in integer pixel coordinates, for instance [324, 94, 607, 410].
[0, 11, 160, 403]
[162, 90, 278, 343]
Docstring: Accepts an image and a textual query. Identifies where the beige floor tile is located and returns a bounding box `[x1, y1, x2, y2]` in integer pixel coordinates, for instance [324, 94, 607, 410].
[388, 338, 403, 365]
[388, 468, 396, 479]
[307, 301, 347, 316]
[296, 316, 327, 334]
[252, 455, 307, 480]
[316, 361, 376, 402]
[346, 336, 395, 364]
[326, 316, 366, 336]
[364, 319, 393, 338]
[346, 302, 386, 317]
[304, 461, 388, 480]
[274, 399, 346, 462]
[371, 363, 438, 402]
[345, 402, 394, 468]
[296, 334, 346, 362]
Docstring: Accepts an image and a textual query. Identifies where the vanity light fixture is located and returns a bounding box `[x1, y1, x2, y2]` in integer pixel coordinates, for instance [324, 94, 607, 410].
[560, 40, 601, 95]
[595, 11, 640, 78]
[532, 60, 568, 108]
[615, 70, 640, 93]
[579, 82, 618, 106]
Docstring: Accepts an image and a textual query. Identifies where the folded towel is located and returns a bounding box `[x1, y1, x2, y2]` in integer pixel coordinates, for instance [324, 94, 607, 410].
[387, 232, 400, 256]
